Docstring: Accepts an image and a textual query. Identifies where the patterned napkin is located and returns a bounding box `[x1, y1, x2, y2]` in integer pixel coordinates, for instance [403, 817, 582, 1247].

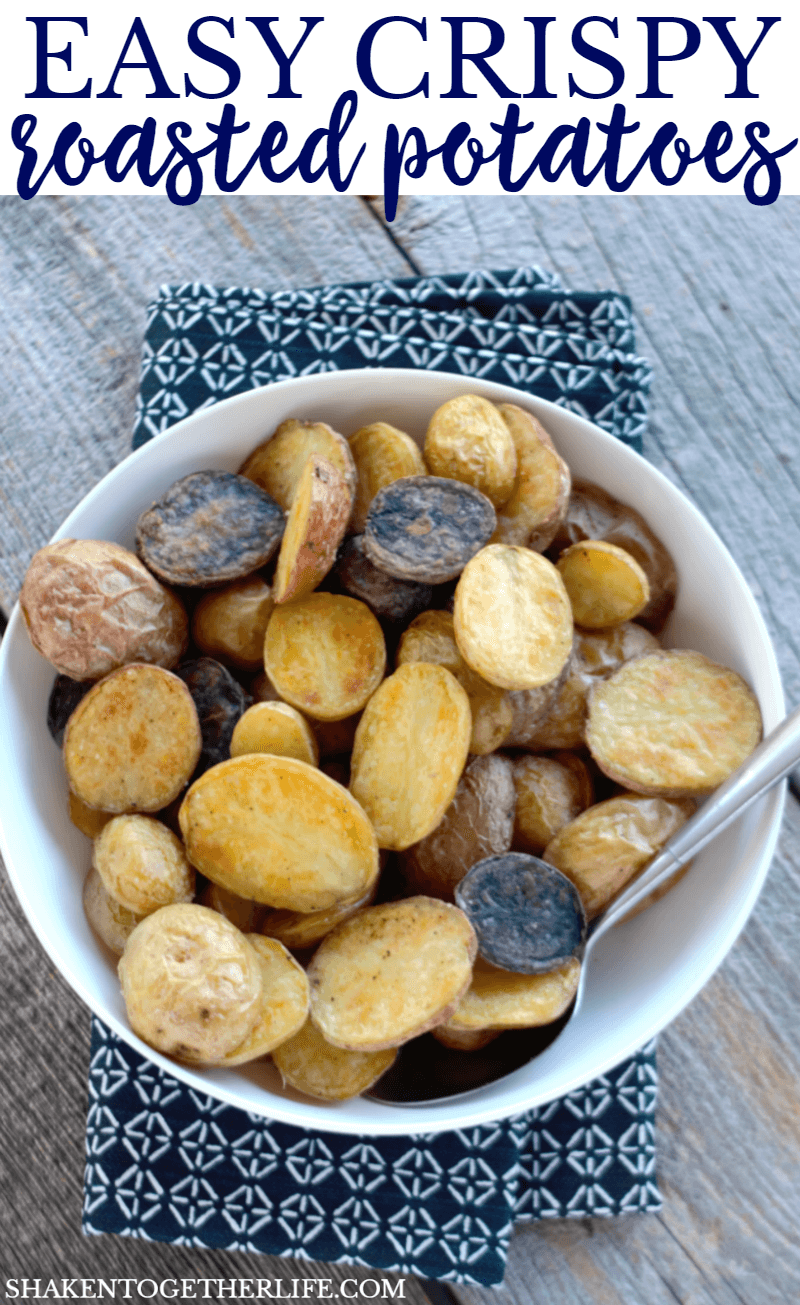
[84, 268, 659, 1288]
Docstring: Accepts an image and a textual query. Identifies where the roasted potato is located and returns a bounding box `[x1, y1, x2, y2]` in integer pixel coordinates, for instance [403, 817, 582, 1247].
[239, 418, 357, 510]
[217, 935, 309, 1066]
[557, 540, 650, 629]
[192, 576, 275, 671]
[272, 1018, 397, 1100]
[348, 421, 427, 534]
[492, 403, 570, 551]
[93, 815, 195, 916]
[512, 754, 594, 855]
[83, 867, 145, 957]
[273, 455, 351, 604]
[230, 701, 319, 766]
[446, 956, 581, 1031]
[425, 394, 517, 508]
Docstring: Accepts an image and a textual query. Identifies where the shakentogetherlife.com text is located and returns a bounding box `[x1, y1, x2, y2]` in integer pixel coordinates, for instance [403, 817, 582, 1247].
[4, 1284, 405, 1301]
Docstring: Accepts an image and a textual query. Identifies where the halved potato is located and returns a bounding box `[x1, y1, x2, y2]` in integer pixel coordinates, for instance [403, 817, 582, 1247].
[192, 576, 274, 671]
[492, 404, 570, 551]
[425, 394, 517, 508]
[348, 421, 427, 534]
[93, 814, 194, 916]
[557, 540, 650, 629]
[217, 935, 309, 1066]
[446, 956, 581, 1031]
[198, 880, 266, 934]
[261, 884, 376, 951]
[230, 701, 319, 766]
[273, 455, 351, 604]
[70, 793, 114, 839]
[240, 418, 356, 510]
[512, 754, 593, 856]
[83, 867, 145, 957]
[272, 1018, 397, 1100]
[308, 897, 477, 1051]
[431, 1025, 500, 1051]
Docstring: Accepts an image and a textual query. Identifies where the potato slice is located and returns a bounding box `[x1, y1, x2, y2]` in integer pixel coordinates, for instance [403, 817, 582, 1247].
[492, 404, 570, 551]
[261, 884, 376, 950]
[348, 421, 427, 534]
[454, 545, 573, 690]
[230, 701, 319, 766]
[396, 610, 512, 755]
[273, 455, 351, 604]
[217, 935, 309, 1066]
[334, 536, 433, 625]
[557, 540, 650, 629]
[64, 664, 201, 813]
[93, 815, 195, 915]
[83, 867, 145, 957]
[349, 663, 471, 851]
[431, 1025, 500, 1051]
[425, 394, 517, 508]
[543, 792, 695, 919]
[179, 754, 379, 911]
[198, 880, 266, 934]
[447, 956, 580, 1031]
[264, 593, 386, 722]
[512, 754, 593, 855]
[192, 576, 275, 671]
[240, 418, 357, 510]
[401, 755, 516, 901]
[272, 1018, 397, 1100]
[69, 792, 114, 839]
[308, 897, 477, 1051]
[586, 650, 763, 797]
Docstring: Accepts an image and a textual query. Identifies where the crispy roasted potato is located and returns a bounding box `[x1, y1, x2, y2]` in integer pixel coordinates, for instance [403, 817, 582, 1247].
[261, 884, 376, 951]
[273, 455, 351, 604]
[198, 880, 266, 934]
[83, 867, 145, 956]
[348, 421, 427, 534]
[93, 815, 195, 916]
[431, 1025, 500, 1051]
[240, 418, 357, 510]
[192, 576, 275, 671]
[586, 650, 763, 796]
[492, 404, 570, 551]
[69, 792, 114, 839]
[446, 956, 581, 1030]
[454, 545, 573, 690]
[308, 897, 477, 1051]
[557, 540, 650, 629]
[333, 536, 433, 625]
[230, 701, 319, 766]
[217, 935, 309, 1066]
[363, 476, 496, 584]
[64, 664, 202, 813]
[425, 394, 517, 508]
[349, 663, 472, 850]
[264, 593, 386, 722]
[512, 754, 593, 855]
[272, 1018, 397, 1100]
[179, 754, 380, 911]
[543, 792, 695, 918]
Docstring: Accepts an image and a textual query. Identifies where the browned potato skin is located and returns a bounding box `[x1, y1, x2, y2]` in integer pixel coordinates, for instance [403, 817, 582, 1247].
[425, 394, 517, 509]
[543, 793, 695, 918]
[20, 539, 188, 681]
[447, 956, 581, 1031]
[69, 792, 114, 839]
[348, 422, 427, 534]
[273, 455, 352, 604]
[83, 867, 145, 956]
[431, 1025, 501, 1051]
[307, 897, 478, 1051]
[511, 754, 593, 855]
[551, 480, 678, 633]
[272, 1018, 397, 1100]
[192, 576, 274, 671]
[402, 754, 516, 901]
[93, 814, 195, 915]
[239, 418, 356, 510]
[492, 404, 570, 551]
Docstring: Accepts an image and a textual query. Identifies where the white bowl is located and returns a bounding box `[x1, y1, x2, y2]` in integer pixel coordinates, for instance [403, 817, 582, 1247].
[0, 369, 784, 1136]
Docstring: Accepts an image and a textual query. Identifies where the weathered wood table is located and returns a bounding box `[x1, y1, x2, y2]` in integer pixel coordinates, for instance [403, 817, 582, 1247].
[1, 195, 798, 1304]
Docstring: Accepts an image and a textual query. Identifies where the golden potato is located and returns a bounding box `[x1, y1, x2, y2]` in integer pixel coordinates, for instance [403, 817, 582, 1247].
[264, 593, 386, 722]
[454, 545, 573, 690]
[578, 622, 661, 675]
[557, 540, 650, 629]
[198, 880, 266, 934]
[308, 897, 477, 1051]
[543, 793, 695, 918]
[239, 418, 356, 510]
[192, 576, 274, 671]
[64, 664, 202, 813]
[272, 1018, 397, 1100]
[447, 956, 581, 1031]
[273, 455, 352, 604]
[230, 701, 319, 766]
[425, 394, 517, 508]
[69, 792, 114, 839]
[349, 663, 472, 850]
[348, 421, 427, 534]
[83, 866, 145, 956]
[93, 815, 194, 916]
[431, 1025, 500, 1051]
[492, 404, 570, 551]
[586, 650, 763, 796]
[118, 904, 264, 1064]
[511, 755, 593, 855]
[261, 884, 376, 951]
[179, 754, 379, 911]
[217, 935, 309, 1065]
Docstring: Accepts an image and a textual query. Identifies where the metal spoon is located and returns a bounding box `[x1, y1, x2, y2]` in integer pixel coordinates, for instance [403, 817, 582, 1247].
[367, 702, 800, 1105]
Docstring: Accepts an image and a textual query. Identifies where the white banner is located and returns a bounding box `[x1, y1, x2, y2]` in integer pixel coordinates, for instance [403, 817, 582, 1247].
[1, 1, 796, 210]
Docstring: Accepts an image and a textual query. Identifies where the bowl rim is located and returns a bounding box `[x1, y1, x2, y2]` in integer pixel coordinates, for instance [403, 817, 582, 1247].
[0, 367, 786, 1135]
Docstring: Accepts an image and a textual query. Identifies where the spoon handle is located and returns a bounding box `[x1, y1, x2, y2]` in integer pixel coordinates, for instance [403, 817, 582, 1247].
[589, 701, 800, 940]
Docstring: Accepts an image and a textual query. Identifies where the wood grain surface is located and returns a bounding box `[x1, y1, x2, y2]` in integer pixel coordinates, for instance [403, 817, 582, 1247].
[1, 194, 798, 1304]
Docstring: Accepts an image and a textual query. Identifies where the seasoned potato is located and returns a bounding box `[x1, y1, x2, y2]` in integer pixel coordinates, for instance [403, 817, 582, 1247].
[217, 935, 309, 1066]
[447, 956, 581, 1031]
[192, 576, 274, 671]
[454, 545, 573, 690]
[239, 418, 356, 510]
[363, 477, 496, 585]
[179, 754, 379, 911]
[93, 815, 195, 916]
[557, 540, 650, 629]
[118, 904, 264, 1064]
[396, 610, 513, 755]
[543, 792, 695, 918]
[349, 663, 472, 850]
[401, 754, 516, 901]
[20, 539, 188, 681]
[273, 455, 351, 604]
[586, 650, 763, 796]
[308, 897, 477, 1051]
[492, 404, 570, 551]
[503, 676, 567, 748]
[578, 622, 661, 675]
[64, 664, 202, 813]
[348, 421, 427, 534]
[431, 1025, 500, 1051]
[512, 754, 593, 855]
[261, 884, 375, 951]
[198, 880, 266, 934]
[69, 792, 114, 839]
[264, 593, 386, 722]
[551, 480, 677, 633]
[272, 1018, 397, 1100]
[334, 536, 433, 625]
[425, 394, 517, 508]
[175, 657, 250, 774]
[83, 867, 145, 956]
[230, 701, 319, 766]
